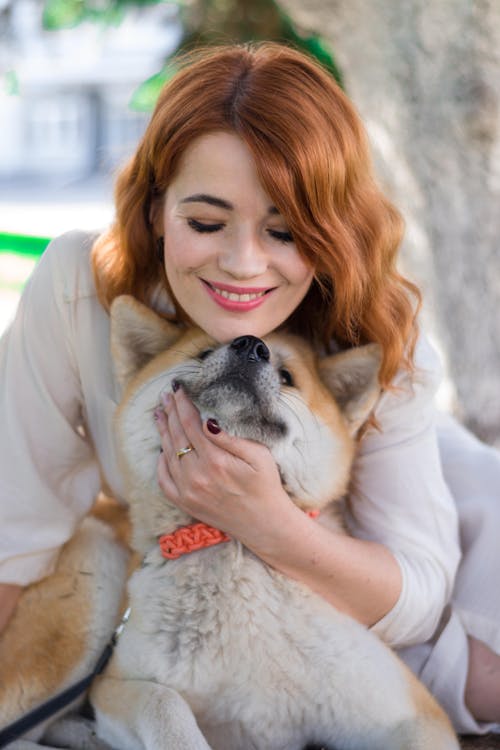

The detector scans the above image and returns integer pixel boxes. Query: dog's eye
[279,368,294,387]
[198,349,214,361]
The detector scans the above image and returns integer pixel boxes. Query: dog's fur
[0,499,130,744]
[0,295,458,749]
[87,296,458,750]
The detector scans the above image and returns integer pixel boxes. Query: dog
[0,496,130,746]
[87,295,459,750]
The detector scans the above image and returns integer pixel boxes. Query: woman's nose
[218,234,268,278]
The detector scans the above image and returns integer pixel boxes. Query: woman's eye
[187,218,225,234]
[268,228,293,243]
[198,349,214,361]
[279,368,294,387]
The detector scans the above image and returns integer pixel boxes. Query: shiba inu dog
[0,498,130,746]
[87,295,459,750]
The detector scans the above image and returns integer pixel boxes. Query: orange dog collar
[159,522,230,559]
[158,510,320,560]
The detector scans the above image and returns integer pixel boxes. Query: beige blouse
[0,230,461,648]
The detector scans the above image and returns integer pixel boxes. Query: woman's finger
[159,397,208,500]
[157,449,180,501]
[155,404,174,453]
[159,392,196,462]
[167,386,208,457]
[202,417,271,469]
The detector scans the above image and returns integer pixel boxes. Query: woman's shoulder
[396,332,443,395]
[36,229,100,302]
[364,332,443,447]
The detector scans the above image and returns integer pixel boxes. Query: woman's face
[158,131,314,343]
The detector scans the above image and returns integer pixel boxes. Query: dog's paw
[42,714,115,750]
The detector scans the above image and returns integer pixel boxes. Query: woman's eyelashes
[187,218,293,243]
[267,228,293,243]
[187,218,224,233]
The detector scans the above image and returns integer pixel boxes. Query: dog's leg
[41,714,114,749]
[0,515,129,739]
[92,677,213,750]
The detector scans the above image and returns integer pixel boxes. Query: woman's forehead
[164,131,282,215]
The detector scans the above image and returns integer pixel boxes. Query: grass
[0,231,51,257]
[0,233,51,331]
[0,232,50,291]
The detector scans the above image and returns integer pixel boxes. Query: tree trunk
[278,0,500,444]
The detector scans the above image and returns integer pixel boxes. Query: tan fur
[409,665,455,726]
[91,493,131,547]
[90,297,459,750]
[0,508,130,739]
[1,297,458,750]
[0,530,92,716]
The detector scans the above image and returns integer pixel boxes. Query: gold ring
[176,445,194,459]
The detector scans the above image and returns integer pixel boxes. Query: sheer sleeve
[347,335,461,647]
[0,233,101,585]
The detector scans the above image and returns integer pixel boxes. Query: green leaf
[129,64,178,111]
[42,0,147,29]
[42,0,86,30]
[85,5,126,26]
[301,35,343,87]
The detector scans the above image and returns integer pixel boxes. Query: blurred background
[1,0,499,445]
[0,0,338,326]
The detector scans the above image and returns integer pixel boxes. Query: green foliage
[129,64,178,111]
[279,11,343,86]
[43,0,85,29]
[41,0,342,109]
[42,0,164,30]
[176,0,341,84]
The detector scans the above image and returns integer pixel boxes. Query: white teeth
[214,287,266,302]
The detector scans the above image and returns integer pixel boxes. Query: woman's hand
[154,385,402,626]
[155,385,295,552]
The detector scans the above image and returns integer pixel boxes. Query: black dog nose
[230,336,270,363]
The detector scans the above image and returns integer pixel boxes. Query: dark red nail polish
[172,379,180,392]
[206,418,221,434]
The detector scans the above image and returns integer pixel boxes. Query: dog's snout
[230,336,270,363]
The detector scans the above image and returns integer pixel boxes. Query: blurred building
[0,0,182,180]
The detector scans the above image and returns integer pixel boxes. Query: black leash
[0,607,131,748]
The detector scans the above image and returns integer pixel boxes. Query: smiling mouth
[202,280,276,303]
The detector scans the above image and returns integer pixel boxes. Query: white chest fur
[110,542,420,750]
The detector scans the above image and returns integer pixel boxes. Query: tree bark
[278,0,500,444]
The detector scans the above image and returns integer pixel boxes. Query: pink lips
[201,279,275,312]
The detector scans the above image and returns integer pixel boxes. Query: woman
[1,42,499,735]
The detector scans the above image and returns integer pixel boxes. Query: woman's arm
[249,505,402,626]
[0,583,22,635]
[0,232,101,587]
[156,334,460,645]
[156,390,402,628]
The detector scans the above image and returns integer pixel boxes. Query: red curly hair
[92,42,420,386]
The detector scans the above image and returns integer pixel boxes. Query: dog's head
[110,296,381,549]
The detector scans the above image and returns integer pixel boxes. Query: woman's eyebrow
[180,193,280,216]
[180,194,233,210]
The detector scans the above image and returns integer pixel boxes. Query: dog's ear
[110,295,182,387]
[319,343,382,435]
